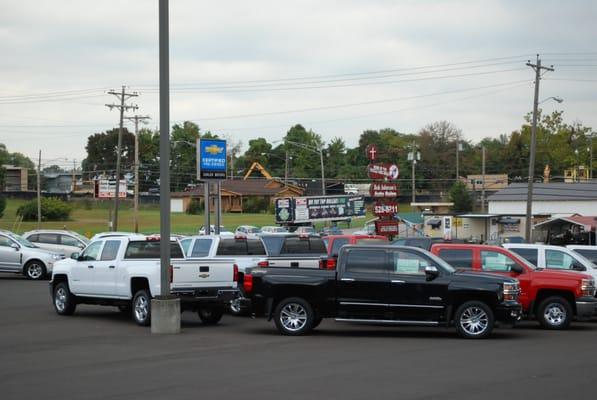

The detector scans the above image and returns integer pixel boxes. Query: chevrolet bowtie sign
[197,138,227,180]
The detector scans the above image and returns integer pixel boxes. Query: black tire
[454,301,495,339]
[273,297,315,336]
[53,281,76,315]
[132,290,151,326]
[537,296,572,330]
[198,308,223,325]
[24,260,47,280]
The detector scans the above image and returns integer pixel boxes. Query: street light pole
[283,139,326,195]
[319,148,325,195]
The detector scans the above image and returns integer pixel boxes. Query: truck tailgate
[171,259,237,289]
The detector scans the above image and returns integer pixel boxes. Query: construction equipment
[243,162,273,180]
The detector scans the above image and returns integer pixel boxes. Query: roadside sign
[97,179,127,198]
[197,138,227,180]
[374,201,400,217]
[370,182,399,198]
[367,163,399,180]
[366,144,378,161]
[375,220,400,236]
[275,195,366,224]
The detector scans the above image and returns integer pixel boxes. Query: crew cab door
[387,248,448,322]
[70,240,104,295]
[92,240,121,296]
[478,249,531,306]
[337,248,390,319]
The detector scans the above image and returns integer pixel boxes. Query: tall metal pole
[456,142,459,180]
[320,148,325,195]
[37,150,41,228]
[411,141,416,204]
[158,0,171,297]
[215,181,221,234]
[284,150,288,184]
[590,133,594,180]
[204,182,210,233]
[134,118,140,233]
[525,55,554,243]
[112,86,126,231]
[481,146,486,213]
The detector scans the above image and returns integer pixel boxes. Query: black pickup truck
[242,245,522,339]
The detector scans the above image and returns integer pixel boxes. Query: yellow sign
[205,144,224,155]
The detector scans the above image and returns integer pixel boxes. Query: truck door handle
[108,265,115,269]
[291,262,299,268]
[341,278,355,282]
[391,280,405,284]
[87,265,94,269]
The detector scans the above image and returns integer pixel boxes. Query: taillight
[257,260,269,268]
[233,264,239,282]
[168,265,173,283]
[243,274,253,293]
[326,258,337,270]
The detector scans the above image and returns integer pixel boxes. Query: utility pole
[284,150,288,184]
[456,142,460,180]
[319,148,325,195]
[125,115,151,233]
[481,146,486,213]
[37,150,41,228]
[71,159,76,193]
[106,86,138,231]
[408,141,419,204]
[525,55,554,243]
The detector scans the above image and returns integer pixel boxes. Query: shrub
[16,197,73,221]
[186,198,204,215]
[0,195,5,218]
[243,197,270,213]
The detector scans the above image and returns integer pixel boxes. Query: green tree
[82,128,135,174]
[284,124,324,179]
[449,181,473,212]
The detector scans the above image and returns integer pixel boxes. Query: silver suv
[0,230,64,280]
[22,229,89,258]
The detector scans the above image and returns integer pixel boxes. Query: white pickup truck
[180,234,268,314]
[50,235,238,326]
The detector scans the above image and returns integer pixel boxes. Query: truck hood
[531,268,592,281]
[452,270,517,285]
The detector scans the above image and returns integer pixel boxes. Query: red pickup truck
[322,234,388,269]
[430,244,597,330]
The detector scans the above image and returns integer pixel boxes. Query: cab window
[345,249,387,274]
[100,240,120,261]
[38,233,59,244]
[124,242,184,259]
[180,238,192,255]
[330,238,349,257]
[545,250,575,270]
[509,248,538,266]
[217,239,247,256]
[391,250,431,275]
[61,235,82,247]
[190,239,212,257]
[0,235,14,247]
[438,249,473,270]
[81,241,103,261]
[480,250,518,272]
[574,249,597,264]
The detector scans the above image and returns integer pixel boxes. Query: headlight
[580,278,596,297]
[503,281,520,302]
[52,254,63,260]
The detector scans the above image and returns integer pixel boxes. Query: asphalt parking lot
[1,275,596,400]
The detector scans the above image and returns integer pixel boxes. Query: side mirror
[424,265,440,281]
[510,264,524,274]
[70,252,80,260]
[10,243,20,251]
[572,263,586,272]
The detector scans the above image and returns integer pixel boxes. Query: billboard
[197,138,227,180]
[275,195,366,224]
[97,180,127,198]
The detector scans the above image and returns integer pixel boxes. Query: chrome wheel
[134,295,149,323]
[54,287,67,312]
[27,263,43,279]
[459,306,489,336]
[544,303,566,326]
[230,297,242,314]
[280,303,308,332]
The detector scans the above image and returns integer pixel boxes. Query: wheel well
[449,292,497,321]
[51,274,68,290]
[534,290,575,314]
[130,277,149,297]
[24,258,46,269]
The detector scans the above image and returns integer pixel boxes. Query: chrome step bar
[335,318,439,326]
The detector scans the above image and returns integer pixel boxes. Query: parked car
[235,225,261,236]
[51,235,238,326]
[22,229,89,257]
[260,226,288,234]
[0,230,64,280]
[242,244,522,339]
[322,234,388,269]
[431,243,597,330]
[180,234,269,315]
[392,237,464,251]
[567,245,597,264]
[199,225,233,236]
[260,234,327,269]
[504,243,597,280]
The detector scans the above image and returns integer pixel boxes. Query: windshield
[570,251,597,269]
[72,232,90,244]
[8,233,37,248]
[426,251,455,273]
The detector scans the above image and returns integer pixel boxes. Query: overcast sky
[1,0,596,168]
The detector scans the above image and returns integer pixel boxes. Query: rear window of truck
[124,241,184,259]
[216,239,266,256]
[281,237,327,255]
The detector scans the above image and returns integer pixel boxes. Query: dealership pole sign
[197,138,227,180]
[365,146,400,237]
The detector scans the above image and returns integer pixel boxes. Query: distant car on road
[199,225,234,236]
[295,226,316,235]
[22,229,89,258]
[235,225,261,236]
[260,226,288,234]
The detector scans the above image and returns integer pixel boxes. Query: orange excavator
[243,161,273,180]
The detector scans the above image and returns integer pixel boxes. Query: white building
[488,182,597,217]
